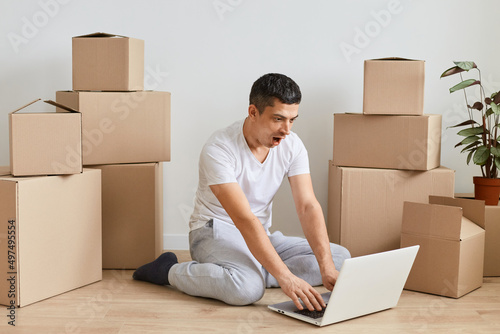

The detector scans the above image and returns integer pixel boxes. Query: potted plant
[441,61,500,205]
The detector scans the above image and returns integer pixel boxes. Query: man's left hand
[321,268,340,291]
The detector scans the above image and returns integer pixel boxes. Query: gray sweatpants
[168,219,351,306]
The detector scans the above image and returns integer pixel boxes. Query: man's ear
[248,104,259,120]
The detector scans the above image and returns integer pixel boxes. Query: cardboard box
[333,113,441,171]
[56,90,171,165]
[0,169,102,307]
[9,99,82,176]
[73,32,144,91]
[455,193,500,276]
[327,162,455,257]
[401,196,485,298]
[88,163,163,269]
[363,58,425,115]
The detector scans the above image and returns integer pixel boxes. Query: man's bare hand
[321,268,340,291]
[278,274,326,311]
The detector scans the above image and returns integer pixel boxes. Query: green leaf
[457,127,484,136]
[495,157,500,170]
[440,66,464,78]
[473,146,490,165]
[491,146,500,157]
[467,150,474,164]
[450,79,480,93]
[454,61,476,71]
[461,136,480,145]
[461,141,480,153]
[447,119,478,128]
[486,108,494,117]
[491,102,500,115]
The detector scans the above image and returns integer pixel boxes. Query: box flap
[10,99,41,114]
[10,99,78,114]
[43,100,79,113]
[73,32,128,39]
[402,201,463,240]
[429,196,485,229]
[460,216,485,239]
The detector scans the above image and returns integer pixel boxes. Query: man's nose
[282,121,292,135]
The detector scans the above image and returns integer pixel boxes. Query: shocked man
[133,73,350,311]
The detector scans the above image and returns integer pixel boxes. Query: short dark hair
[249,73,301,114]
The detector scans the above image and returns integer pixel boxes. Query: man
[133,73,350,311]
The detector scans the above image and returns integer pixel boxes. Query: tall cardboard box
[333,113,441,170]
[401,196,485,298]
[56,90,170,165]
[363,58,425,115]
[483,206,500,276]
[0,169,102,307]
[327,162,455,257]
[72,33,144,91]
[88,163,163,269]
[9,99,82,176]
[455,193,500,276]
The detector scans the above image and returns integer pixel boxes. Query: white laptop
[268,245,419,326]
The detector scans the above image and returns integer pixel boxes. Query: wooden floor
[2,251,499,334]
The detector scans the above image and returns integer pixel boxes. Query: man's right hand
[277,273,326,311]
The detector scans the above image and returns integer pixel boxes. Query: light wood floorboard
[1,250,499,333]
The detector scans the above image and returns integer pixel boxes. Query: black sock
[133,252,178,285]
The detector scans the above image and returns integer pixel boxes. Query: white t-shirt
[189,119,310,232]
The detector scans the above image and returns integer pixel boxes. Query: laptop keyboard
[293,304,327,319]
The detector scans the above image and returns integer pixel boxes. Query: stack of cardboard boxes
[327,58,486,298]
[56,33,170,270]
[328,58,455,258]
[2,98,102,307]
[0,33,170,307]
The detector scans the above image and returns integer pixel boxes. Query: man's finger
[291,293,304,310]
[310,288,326,309]
[298,290,320,311]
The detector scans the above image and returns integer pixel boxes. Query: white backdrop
[1,0,498,249]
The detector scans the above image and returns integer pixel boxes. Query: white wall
[1,0,499,249]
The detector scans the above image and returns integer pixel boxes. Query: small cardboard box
[56,90,170,165]
[327,162,455,257]
[401,196,485,298]
[72,32,144,91]
[9,99,82,176]
[363,58,425,115]
[88,163,163,269]
[0,169,102,307]
[333,113,441,171]
[455,193,500,277]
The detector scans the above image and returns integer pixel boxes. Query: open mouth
[272,137,283,145]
